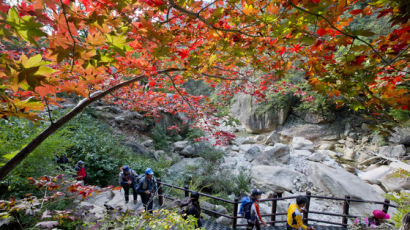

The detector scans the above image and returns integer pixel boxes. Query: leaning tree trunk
[0,69,181,180]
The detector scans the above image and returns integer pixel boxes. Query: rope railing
[156,179,398,229]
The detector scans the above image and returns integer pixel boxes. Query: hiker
[240,189,267,230]
[367,210,390,227]
[119,165,139,204]
[136,168,157,213]
[180,191,202,227]
[287,196,315,230]
[75,160,86,183]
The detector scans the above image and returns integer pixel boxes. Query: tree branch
[60,0,77,73]
[288,1,391,65]
[0,68,185,180]
[168,0,259,38]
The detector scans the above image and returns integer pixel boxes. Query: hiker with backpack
[119,165,139,204]
[287,196,315,230]
[240,189,267,230]
[180,191,202,228]
[136,168,157,213]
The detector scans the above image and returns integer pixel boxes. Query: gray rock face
[245,146,261,161]
[315,150,342,158]
[307,152,328,162]
[124,142,150,156]
[173,141,189,151]
[254,143,290,165]
[279,124,341,141]
[380,171,410,192]
[168,158,204,177]
[293,110,335,124]
[230,93,291,133]
[264,131,280,145]
[389,126,410,146]
[378,145,407,159]
[181,145,197,157]
[291,137,314,150]
[252,165,303,192]
[309,163,383,201]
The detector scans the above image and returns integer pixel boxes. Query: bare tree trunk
[0,69,182,180]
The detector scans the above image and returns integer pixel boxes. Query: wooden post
[184,184,189,197]
[233,197,238,230]
[382,199,390,214]
[342,195,350,228]
[157,178,163,206]
[303,191,311,225]
[271,193,278,226]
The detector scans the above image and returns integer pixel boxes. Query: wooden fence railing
[156,179,398,229]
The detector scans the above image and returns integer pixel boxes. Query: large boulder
[309,163,383,201]
[291,137,314,150]
[358,166,393,184]
[380,173,410,192]
[173,141,189,151]
[245,146,261,161]
[389,126,410,146]
[252,166,303,192]
[230,93,291,133]
[123,142,150,156]
[168,158,204,178]
[279,123,341,141]
[378,145,407,159]
[254,143,290,165]
[264,131,280,145]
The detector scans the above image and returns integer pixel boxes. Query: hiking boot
[133,200,137,205]
[125,199,129,204]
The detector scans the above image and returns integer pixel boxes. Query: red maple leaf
[177,49,189,59]
[350,9,363,15]
[311,0,320,4]
[317,28,328,37]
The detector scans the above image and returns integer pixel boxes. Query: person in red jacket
[75,161,86,183]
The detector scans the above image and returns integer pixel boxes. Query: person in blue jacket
[119,165,138,204]
[136,168,157,212]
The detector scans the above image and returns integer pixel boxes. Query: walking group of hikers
[64,159,392,229]
[119,166,157,212]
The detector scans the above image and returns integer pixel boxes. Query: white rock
[358,166,392,184]
[173,141,189,151]
[380,172,410,192]
[141,139,154,147]
[254,143,290,165]
[315,150,342,157]
[309,163,383,201]
[307,152,328,162]
[292,150,312,156]
[252,165,303,192]
[378,145,407,159]
[291,137,314,150]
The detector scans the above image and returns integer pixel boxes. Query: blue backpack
[239,196,254,220]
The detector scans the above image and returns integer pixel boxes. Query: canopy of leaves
[0,0,408,135]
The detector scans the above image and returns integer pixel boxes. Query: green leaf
[2,150,19,160]
[6,7,19,25]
